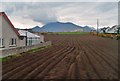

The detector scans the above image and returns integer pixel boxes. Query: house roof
[0,12,20,36]
[101,25,118,34]
[107,26,118,33]
[18,30,40,38]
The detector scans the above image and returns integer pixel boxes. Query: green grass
[54,32,88,35]
[0,53,22,62]
[0,45,51,62]
[27,46,49,53]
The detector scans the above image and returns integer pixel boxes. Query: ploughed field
[2,34,118,80]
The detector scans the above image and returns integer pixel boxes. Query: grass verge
[0,45,51,62]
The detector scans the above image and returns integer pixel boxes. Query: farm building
[0,12,44,49]
[18,30,44,46]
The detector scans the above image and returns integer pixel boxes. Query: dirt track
[2,34,118,80]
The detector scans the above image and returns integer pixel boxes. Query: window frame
[9,38,17,47]
[0,38,4,48]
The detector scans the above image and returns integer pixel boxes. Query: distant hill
[16,28,32,32]
[82,26,95,32]
[32,26,41,32]
[31,22,95,32]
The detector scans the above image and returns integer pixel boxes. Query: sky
[0,1,119,29]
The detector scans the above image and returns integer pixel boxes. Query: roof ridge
[1,12,20,37]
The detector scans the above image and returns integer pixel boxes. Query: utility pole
[26,31,28,46]
[97,19,99,35]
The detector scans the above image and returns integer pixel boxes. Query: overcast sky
[0,1,119,29]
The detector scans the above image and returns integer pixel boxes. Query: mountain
[32,26,41,32]
[82,26,95,32]
[31,22,95,32]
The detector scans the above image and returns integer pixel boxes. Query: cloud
[2,2,59,24]
[1,0,120,2]
[9,15,43,29]
[56,2,118,27]
[1,2,118,29]
[28,8,58,24]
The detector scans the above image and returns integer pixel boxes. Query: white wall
[40,35,44,42]
[0,15,2,38]
[0,13,2,81]
[0,15,19,49]
[19,37,26,47]
[1,41,52,58]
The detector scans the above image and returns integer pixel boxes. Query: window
[9,38,17,46]
[0,38,4,48]
[28,38,32,45]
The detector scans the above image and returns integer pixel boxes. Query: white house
[99,25,120,34]
[0,12,44,49]
[107,25,118,34]
[0,12,20,49]
[99,27,110,34]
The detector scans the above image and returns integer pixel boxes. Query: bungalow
[0,12,20,49]
[0,12,44,49]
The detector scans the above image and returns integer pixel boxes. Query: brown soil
[2,34,118,80]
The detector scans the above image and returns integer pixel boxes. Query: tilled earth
[2,34,118,80]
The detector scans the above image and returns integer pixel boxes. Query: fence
[0,41,51,58]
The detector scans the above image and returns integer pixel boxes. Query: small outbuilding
[18,30,44,46]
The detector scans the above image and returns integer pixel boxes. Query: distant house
[99,27,110,34]
[107,25,118,34]
[0,12,44,49]
[99,25,120,34]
